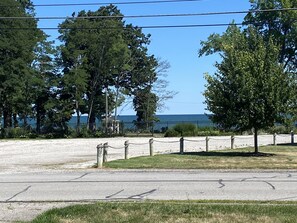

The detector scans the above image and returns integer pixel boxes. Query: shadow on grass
[276,143,297,147]
[174,151,276,157]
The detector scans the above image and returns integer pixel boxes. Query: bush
[267,125,291,134]
[173,123,196,134]
[164,128,180,137]
[2,127,31,138]
[164,123,197,137]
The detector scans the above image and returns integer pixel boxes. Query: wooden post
[124,140,129,160]
[103,142,108,163]
[273,133,277,146]
[149,138,154,156]
[96,144,103,168]
[206,136,209,152]
[180,137,184,154]
[231,135,235,149]
[291,131,294,145]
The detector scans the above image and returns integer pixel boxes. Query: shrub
[164,128,180,137]
[173,123,197,136]
[2,127,30,138]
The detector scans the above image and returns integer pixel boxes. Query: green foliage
[164,128,180,137]
[0,0,45,128]
[58,5,159,132]
[133,88,158,130]
[173,123,197,136]
[1,127,30,139]
[244,0,297,123]
[200,25,292,152]
[244,0,297,71]
[164,123,227,137]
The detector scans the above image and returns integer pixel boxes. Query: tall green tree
[244,0,297,124]
[59,5,131,131]
[0,0,45,128]
[59,5,160,132]
[133,87,158,130]
[244,0,297,71]
[199,25,291,153]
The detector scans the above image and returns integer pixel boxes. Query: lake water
[68,114,213,130]
[1,114,213,130]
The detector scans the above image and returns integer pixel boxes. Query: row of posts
[97,132,295,168]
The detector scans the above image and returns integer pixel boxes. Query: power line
[0,0,204,7]
[0,23,244,30]
[0,8,296,20]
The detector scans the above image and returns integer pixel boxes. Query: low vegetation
[28,201,297,223]
[105,145,297,169]
[164,123,233,137]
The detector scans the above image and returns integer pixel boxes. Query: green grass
[28,201,297,223]
[104,145,297,169]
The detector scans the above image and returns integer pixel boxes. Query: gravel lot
[0,134,293,174]
[0,134,294,222]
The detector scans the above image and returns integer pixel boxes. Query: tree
[199,25,291,153]
[0,0,45,128]
[244,0,297,71]
[244,0,297,124]
[59,5,162,132]
[133,87,158,130]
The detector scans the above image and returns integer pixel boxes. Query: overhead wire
[0,8,296,20]
[0,5,294,30]
[0,23,245,30]
[0,0,204,7]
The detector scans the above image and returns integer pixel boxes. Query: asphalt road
[1,170,297,202]
[1,169,297,222]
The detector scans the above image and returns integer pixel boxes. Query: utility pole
[105,87,108,134]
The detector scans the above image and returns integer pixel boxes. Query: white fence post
[231,135,235,149]
[103,142,108,163]
[149,138,154,156]
[180,137,184,154]
[124,140,129,159]
[273,133,277,146]
[96,144,103,168]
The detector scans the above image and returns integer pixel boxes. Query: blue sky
[32,0,252,115]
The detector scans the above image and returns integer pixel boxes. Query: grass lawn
[28,201,297,223]
[104,145,297,169]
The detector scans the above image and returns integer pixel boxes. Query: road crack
[218,179,225,188]
[69,173,90,181]
[6,186,31,202]
[263,181,275,190]
[106,189,125,199]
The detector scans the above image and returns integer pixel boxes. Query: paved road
[1,170,297,202]
[1,169,297,222]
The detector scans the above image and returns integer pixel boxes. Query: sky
[32,0,252,115]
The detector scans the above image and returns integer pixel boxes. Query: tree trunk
[13,113,18,128]
[36,110,41,134]
[254,128,259,154]
[87,96,94,131]
[88,111,96,132]
[76,101,80,135]
[3,109,12,128]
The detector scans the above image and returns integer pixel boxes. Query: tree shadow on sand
[174,151,276,157]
